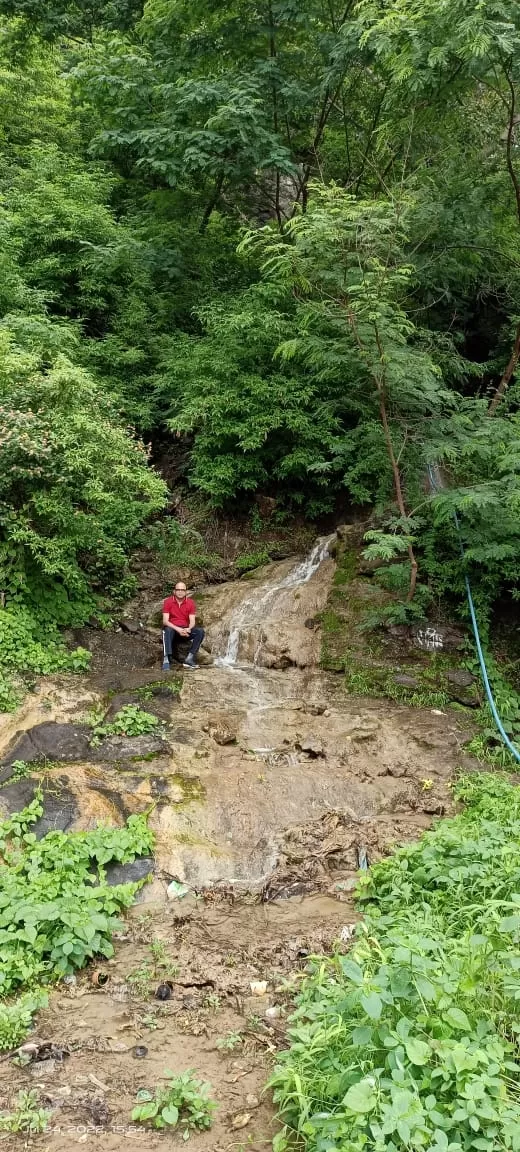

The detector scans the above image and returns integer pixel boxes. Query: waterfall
[215,535,334,668]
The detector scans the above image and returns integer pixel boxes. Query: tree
[0,0,143,40]
[244,185,451,597]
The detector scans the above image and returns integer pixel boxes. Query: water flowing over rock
[0,534,474,895]
[211,535,335,668]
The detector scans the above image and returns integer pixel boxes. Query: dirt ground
[0,895,352,1151]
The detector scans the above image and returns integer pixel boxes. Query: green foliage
[0,0,142,39]
[89,704,160,746]
[0,791,154,1003]
[463,656,520,767]
[5,759,29,782]
[271,773,520,1151]
[235,548,271,573]
[131,1070,216,1135]
[0,990,48,1053]
[216,1030,244,1053]
[0,1089,50,1134]
[0,0,520,629]
[141,520,218,575]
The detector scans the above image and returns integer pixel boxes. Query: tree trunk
[488,321,520,415]
[378,390,418,600]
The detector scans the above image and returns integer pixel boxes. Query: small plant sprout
[216,1030,244,1053]
[0,1091,51,1134]
[131,1070,216,1135]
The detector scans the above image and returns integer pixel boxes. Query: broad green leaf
[361,991,383,1020]
[340,958,364,984]
[161,1105,179,1126]
[444,1006,471,1031]
[343,1079,377,1113]
[405,1037,431,1065]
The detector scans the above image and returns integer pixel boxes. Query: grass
[270,772,520,1152]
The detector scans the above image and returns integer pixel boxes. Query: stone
[204,711,239,745]
[31,1060,57,1077]
[0,778,78,837]
[446,668,475,688]
[393,674,420,689]
[413,624,465,653]
[1,722,91,768]
[304,702,326,715]
[207,723,236,745]
[120,619,141,634]
[386,761,407,778]
[104,857,154,887]
[421,796,446,815]
[296,736,325,758]
[447,687,480,708]
[91,734,171,761]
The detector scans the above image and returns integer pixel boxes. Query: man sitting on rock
[162,582,205,671]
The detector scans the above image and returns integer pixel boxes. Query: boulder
[446,668,475,688]
[1,722,91,769]
[120,619,142,634]
[203,712,238,745]
[91,734,171,761]
[296,736,325,758]
[104,857,154,887]
[393,674,420,689]
[412,624,465,653]
[0,777,78,837]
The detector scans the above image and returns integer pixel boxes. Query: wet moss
[172,831,225,855]
[137,680,181,700]
[333,546,357,586]
[170,772,206,804]
[130,751,164,763]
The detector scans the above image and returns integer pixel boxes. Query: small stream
[0,530,460,895]
[214,535,335,667]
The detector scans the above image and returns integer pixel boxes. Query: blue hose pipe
[427,464,520,765]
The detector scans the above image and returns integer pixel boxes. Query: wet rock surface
[0,543,477,894]
[0,776,78,836]
[1,721,92,768]
[1,722,171,769]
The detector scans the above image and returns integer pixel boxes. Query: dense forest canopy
[1,0,520,696]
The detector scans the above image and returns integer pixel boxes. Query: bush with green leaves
[0,790,154,1037]
[0,314,166,708]
[271,774,520,1152]
[0,990,48,1053]
[132,1070,216,1135]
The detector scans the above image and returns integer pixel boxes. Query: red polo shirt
[163,595,196,628]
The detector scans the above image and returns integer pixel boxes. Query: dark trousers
[162,625,205,661]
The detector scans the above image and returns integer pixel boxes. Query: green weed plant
[0,792,153,1049]
[89,704,160,746]
[132,1070,216,1135]
[271,774,520,1152]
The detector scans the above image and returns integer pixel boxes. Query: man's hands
[163,619,191,638]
